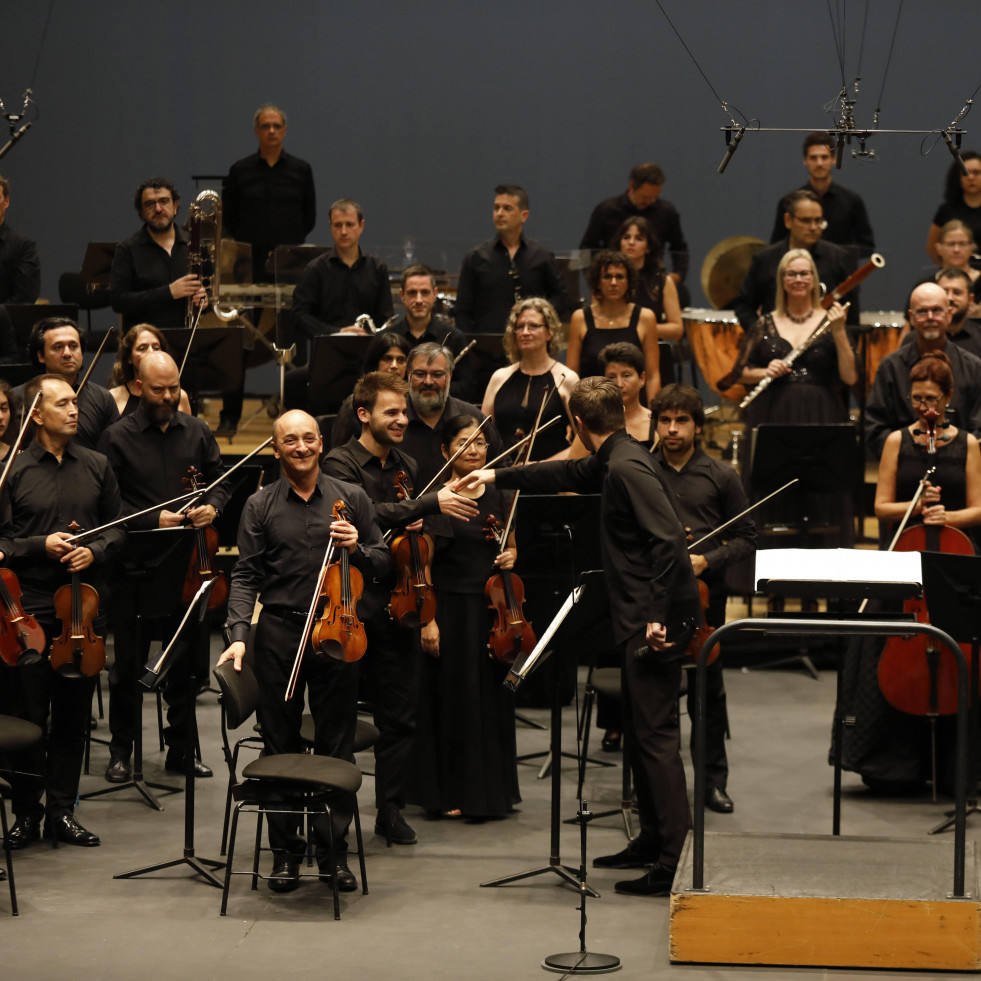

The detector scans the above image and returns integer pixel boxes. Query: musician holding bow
[0,375,124,849]
[217,410,388,894]
[322,371,479,846]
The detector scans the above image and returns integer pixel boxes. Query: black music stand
[115,577,224,887]
[485,571,620,976]
[80,528,195,809]
[921,552,981,834]
[307,335,371,415]
[160,327,243,400]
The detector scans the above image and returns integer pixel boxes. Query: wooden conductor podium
[669,549,981,973]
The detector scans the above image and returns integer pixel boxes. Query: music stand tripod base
[542,952,621,974]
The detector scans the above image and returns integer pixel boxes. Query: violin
[311,500,367,662]
[48,522,105,678]
[0,570,46,667]
[483,514,535,665]
[388,470,436,629]
[181,466,228,610]
[876,409,977,716]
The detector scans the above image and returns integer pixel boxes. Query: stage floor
[5,643,964,979]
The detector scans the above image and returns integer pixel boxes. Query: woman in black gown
[481,297,577,461]
[838,351,981,790]
[412,414,521,818]
[615,217,683,340]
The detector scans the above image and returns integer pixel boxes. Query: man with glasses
[399,342,502,487]
[734,189,857,331]
[866,281,981,458]
[110,177,206,329]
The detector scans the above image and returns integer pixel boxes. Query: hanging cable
[854,0,870,94]
[826,0,846,90]
[873,0,904,128]
[29,0,55,90]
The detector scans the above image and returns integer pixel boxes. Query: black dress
[492,366,568,461]
[578,304,643,381]
[837,427,973,789]
[634,259,666,322]
[410,485,520,816]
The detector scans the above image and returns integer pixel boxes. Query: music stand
[115,578,225,887]
[484,571,620,976]
[160,327,243,400]
[81,528,195,809]
[307,335,371,415]
[920,552,981,834]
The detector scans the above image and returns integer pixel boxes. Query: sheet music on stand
[756,548,922,603]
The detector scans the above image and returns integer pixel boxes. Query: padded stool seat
[299,716,380,755]
[0,717,43,752]
[241,753,362,794]
[590,667,622,699]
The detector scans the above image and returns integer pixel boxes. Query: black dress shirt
[495,429,702,647]
[0,440,124,609]
[454,236,569,334]
[579,193,690,282]
[224,473,390,644]
[401,395,503,489]
[222,150,316,278]
[865,339,981,458]
[290,250,393,339]
[14,380,120,453]
[388,313,476,400]
[769,182,875,254]
[733,238,858,330]
[109,225,190,329]
[651,446,756,609]
[0,222,40,303]
[97,404,230,529]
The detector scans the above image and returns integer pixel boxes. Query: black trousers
[362,612,420,811]
[621,638,691,869]
[2,616,95,820]
[253,609,358,862]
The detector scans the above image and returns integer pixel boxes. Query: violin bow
[482,415,560,470]
[0,392,41,500]
[178,436,274,513]
[686,478,799,552]
[415,415,492,498]
[75,326,116,397]
[180,304,204,377]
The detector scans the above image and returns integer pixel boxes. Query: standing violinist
[217,410,389,894]
[0,374,124,849]
[650,384,757,814]
[322,372,479,846]
[97,352,230,783]
[839,351,981,792]
[461,377,703,897]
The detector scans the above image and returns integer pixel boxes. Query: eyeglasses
[409,369,448,382]
[451,439,487,451]
[515,322,546,333]
[911,306,947,319]
[910,394,943,406]
[142,197,172,211]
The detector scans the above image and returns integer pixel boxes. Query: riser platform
[670,831,981,972]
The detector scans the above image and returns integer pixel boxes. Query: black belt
[263,605,309,625]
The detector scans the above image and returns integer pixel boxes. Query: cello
[388,471,436,629]
[48,521,106,678]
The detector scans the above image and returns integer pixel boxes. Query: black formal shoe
[593,837,657,869]
[268,853,300,893]
[320,862,358,892]
[44,812,101,847]
[375,807,417,845]
[0,866,6,881]
[615,863,676,896]
[5,812,42,850]
[601,730,621,752]
[164,753,213,778]
[105,757,131,783]
[705,787,734,813]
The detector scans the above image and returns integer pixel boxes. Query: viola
[311,500,367,662]
[483,514,535,665]
[0,569,46,667]
[685,579,721,667]
[181,466,228,610]
[48,522,105,678]
[388,470,436,629]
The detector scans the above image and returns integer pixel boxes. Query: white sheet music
[755,548,922,587]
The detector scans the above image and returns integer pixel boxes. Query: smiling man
[769,133,875,258]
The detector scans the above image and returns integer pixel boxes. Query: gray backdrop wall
[2,1,977,313]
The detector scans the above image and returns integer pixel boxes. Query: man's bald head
[138,350,182,425]
[909,282,952,349]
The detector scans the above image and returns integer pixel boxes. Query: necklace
[786,309,815,325]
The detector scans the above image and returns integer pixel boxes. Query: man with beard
[0,374,124,849]
[19,317,119,449]
[866,282,981,458]
[110,177,207,329]
[322,372,478,845]
[936,267,981,361]
[218,410,389,894]
[399,342,501,487]
[98,352,230,782]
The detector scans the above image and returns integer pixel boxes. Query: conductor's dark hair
[649,383,706,429]
[28,317,81,368]
[568,377,625,434]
